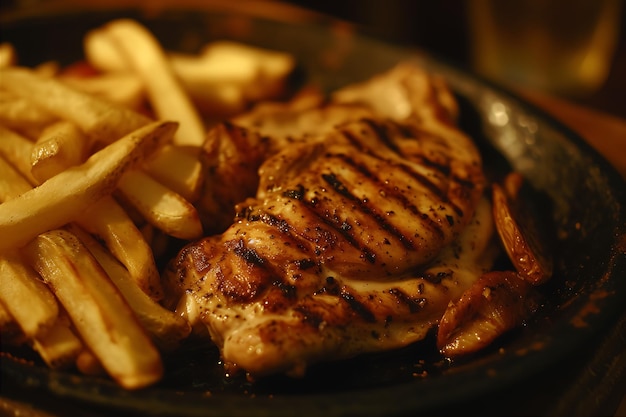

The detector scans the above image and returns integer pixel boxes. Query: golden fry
[31,121,90,182]
[32,315,83,369]
[83,28,128,72]
[76,196,163,300]
[70,224,191,350]
[0,67,150,146]
[0,250,59,339]
[0,42,17,68]
[0,90,58,139]
[0,301,24,345]
[0,301,14,330]
[24,229,163,389]
[0,126,37,184]
[61,72,145,110]
[102,19,205,147]
[0,154,33,201]
[117,169,203,240]
[143,145,204,202]
[0,120,178,251]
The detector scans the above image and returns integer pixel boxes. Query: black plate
[1,4,625,417]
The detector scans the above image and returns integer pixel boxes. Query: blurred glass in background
[285,0,626,119]
[468,0,623,97]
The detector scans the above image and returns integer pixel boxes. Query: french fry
[83,28,129,73]
[0,120,178,251]
[0,42,17,68]
[0,154,33,201]
[0,302,25,346]
[0,90,58,139]
[101,19,205,147]
[117,169,203,240]
[192,40,295,103]
[0,67,151,146]
[75,196,163,300]
[31,121,90,182]
[34,61,60,78]
[143,145,204,202]
[60,72,145,110]
[84,27,245,117]
[0,125,37,185]
[84,27,295,117]
[0,250,59,339]
[23,229,163,389]
[69,224,191,350]
[0,301,14,330]
[32,315,84,370]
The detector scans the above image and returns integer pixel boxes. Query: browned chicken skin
[164,63,498,377]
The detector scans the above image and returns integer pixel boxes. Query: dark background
[283,0,626,120]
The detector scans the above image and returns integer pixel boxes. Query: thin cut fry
[34,61,60,78]
[0,90,58,139]
[143,145,204,202]
[0,67,151,146]
[70,224,191,350]
[31,121,90,182]
[83,28,129,72]
[117,169,203,240]
[0,154,33,201]
[32,316,83,369]
[0,42,17,68]
[0,250,59,339]
[102,19,205,147]
[84,28,295,117]
[0,126,37,184]
[0,302,24,345]
[24,229,163,389]
[61,72,145,110]
[0,120,178,251]
[0,301,14,330]
[76,196,163,300]
[195,40,295,103]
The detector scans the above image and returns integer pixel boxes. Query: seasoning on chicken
[164,63,494,377]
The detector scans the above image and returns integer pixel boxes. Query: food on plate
[163,63,497,377]
[84,26,295,118]
[0,120,177,251]
[90,19,206,147]
[75,196,164,300]
[436,270,537,357]
[67,225,191,351]
[492,172,553,285]
[0,250,59,339]
[23,229,163,389]
[30,121,90,183]
[0,18,554,388]
[0,67,150,146]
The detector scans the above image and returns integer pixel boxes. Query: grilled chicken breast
[164,63,494,377]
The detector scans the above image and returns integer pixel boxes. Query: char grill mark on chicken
[251,116,483,278]
[165,63,491,377]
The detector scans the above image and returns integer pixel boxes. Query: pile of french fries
[0,18,295,389]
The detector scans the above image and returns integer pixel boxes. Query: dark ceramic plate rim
[1,5,625,417]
